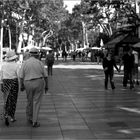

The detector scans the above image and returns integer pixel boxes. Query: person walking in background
[100,49,108,63]
[19,48,48,127]
[46,50,55,76]
[72,50,76,61]
[95,50,100,64]
[119,47,134,89]
[64,51,68,61]
[62,50,67,61]
[56,51,59,60]
[1,50,20,126]
[132,49,139,85]
[82,51,85,62]
[103,52,120,90]
[62,50,65,61]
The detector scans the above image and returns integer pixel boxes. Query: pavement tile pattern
[0,60,140,140]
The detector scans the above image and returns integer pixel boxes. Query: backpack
[46,54,54,64]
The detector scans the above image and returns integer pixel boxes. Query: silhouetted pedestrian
[56,51,59,60]
[119,47,134,89]
[103,52,120,90]
[46,50,55,75]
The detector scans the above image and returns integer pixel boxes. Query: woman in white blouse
[1,50,20,126]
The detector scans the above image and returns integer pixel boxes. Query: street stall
[103,34,140,63]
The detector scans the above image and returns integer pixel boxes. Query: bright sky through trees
[64,0,81,13]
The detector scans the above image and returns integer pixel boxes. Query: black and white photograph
[1,0,140,139]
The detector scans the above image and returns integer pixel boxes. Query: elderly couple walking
[0,48,48,127]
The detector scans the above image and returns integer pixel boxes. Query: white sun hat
[5,50,18,61]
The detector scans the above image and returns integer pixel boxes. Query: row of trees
[59,0,140,50]
[0,0,69,52]
[1,0,140,53]
[82,0,140,46]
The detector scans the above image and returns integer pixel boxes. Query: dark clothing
[103,58,119,73]
[47,65,53,75]
[123,69,133,88]
[104,71,115,89]
[122,53,134,88]
[46,53,55,75]
[73,52,76,61]
[122,53,134,72]
[103,57,119,89]
[2,78,19,118]
[62,51,67,61]
[56,52,59,60]
[46,53,55,65]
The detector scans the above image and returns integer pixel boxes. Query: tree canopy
[0,0,68,49]
[0,0,139,51]
[68,0,139,47]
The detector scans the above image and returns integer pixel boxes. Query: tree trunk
[8,27,11,50]
[0,26,3,62]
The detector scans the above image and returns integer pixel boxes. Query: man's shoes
[10,117,16,122]
[32,122,40,127]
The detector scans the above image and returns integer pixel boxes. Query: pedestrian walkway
[0,61,140,139]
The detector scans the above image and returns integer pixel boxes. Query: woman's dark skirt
[1,78,19,118]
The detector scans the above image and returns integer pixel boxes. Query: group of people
[102,46,139,90]
[0,47,48,127]
[0,45,139,128]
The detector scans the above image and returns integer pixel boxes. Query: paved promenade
[1,60,140,139]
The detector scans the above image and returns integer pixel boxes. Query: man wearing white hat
[19,47,48,127]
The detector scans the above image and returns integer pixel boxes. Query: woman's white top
[0,61,20,80]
